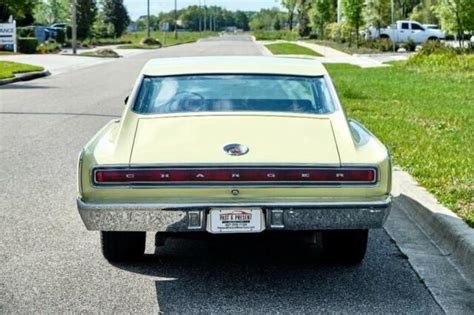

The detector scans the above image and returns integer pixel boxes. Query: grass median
[325,62,473,226]
[0,61,44,79]
[118,31,217,49]
[265,42,323,56]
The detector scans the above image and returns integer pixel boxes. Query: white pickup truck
[367,20,445,43]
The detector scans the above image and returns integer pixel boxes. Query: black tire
[427,36,439,41]
[322,229,368,264]
[101,231,146,262]
[379,34,390,40]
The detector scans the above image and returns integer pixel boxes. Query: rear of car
[77,57,391,263]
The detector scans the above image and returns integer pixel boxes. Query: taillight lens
[94,167,376,185]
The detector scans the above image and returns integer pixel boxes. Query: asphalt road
[0,35,443,313]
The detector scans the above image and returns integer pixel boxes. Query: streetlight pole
[146,0,150,38]
[174,0,178,39]
[71,0,77,54]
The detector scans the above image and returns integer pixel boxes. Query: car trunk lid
[129,115,340,166]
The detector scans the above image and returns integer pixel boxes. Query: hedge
[18,37,38,54]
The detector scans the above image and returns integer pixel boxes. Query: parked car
[47,23,68,39]
[49,23,68,31]
[368,20,445,43]
[77,56,392,263]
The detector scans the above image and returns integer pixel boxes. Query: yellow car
[77,56,391,263]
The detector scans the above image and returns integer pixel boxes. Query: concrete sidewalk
[260,40,409,68]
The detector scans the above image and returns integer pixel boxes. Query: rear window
[133,75,335,114]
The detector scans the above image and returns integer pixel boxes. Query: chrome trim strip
[77,195,391,210]
[91,166,378,187]
[77,149,85,195]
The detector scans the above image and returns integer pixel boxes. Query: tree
[0,0,38,25]
[234,11,249,31]
[34,0,70,25]
[249,8,281,31]
[310,0,333,39]
[364,0,390,32]
[396,0,423,19]
[434,0,474,47]
[297,0,312,37]
[409,0,438,24]
[342,0,364,47]
[273,17,281,30]
[281,0,298,30]
[102,0,130,37]
[76,0,97,39]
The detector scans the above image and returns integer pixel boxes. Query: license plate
[208,208,264,233]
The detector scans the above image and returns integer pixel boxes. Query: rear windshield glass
[133,75,335,114]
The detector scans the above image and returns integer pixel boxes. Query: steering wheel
[171,91,206,112]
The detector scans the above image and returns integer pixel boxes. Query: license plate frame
[207,208,265,234]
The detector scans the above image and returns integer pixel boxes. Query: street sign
[0,21,17,52]
[161,22,170,32]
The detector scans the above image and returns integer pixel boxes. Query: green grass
[325,61,473,226]
[265,43,323,56]
[308,40,381,55]
[119,31,217,48]
[0,61,43,79]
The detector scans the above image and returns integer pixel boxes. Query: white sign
[161,22,170,32]
[0,21,16,52]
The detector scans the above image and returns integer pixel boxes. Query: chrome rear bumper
[77,197,391,232]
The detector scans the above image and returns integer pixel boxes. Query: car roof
[141,56,328,77]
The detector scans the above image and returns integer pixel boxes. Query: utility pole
[198,0,202,33]
[146,0,150,38]
[71,0,77,54]
[391,0,395,52]
[174,0,178,39]
[203,0,206,31]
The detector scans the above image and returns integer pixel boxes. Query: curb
[0,70,50,86]
[251,36,273,56]
[392,169,474,283]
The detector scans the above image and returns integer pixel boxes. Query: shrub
[96,48,120,57]
[140,37,162,46]
[18,37,38,54]
[324,23,351,42]
[66,26,72,39]
[17,26,35,37]
[401,39,416,52]
[417,41,452,56]
[252,30,299,41]
[55,29,66,44]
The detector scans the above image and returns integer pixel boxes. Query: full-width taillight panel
[93,167,377,185]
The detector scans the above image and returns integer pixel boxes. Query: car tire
[321,229,368,264]
[101,231,146,262]
[427,36,439,41]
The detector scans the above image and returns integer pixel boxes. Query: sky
[124,0,283,20]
